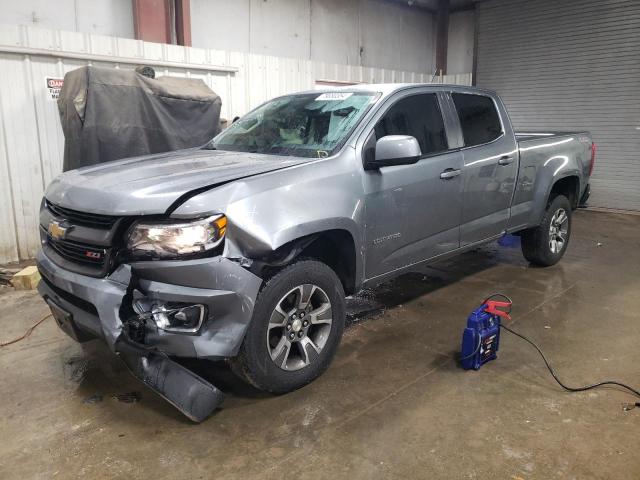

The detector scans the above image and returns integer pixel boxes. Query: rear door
[448,92,518,246]
[361,90,464,279]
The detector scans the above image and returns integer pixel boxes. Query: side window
[451,93,502,147]
[374,93,448,155]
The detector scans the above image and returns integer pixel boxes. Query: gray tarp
[58,66,221,171]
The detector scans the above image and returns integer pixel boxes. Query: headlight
[127,215,226,259]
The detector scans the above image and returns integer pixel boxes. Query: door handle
[498,155,515,166]
[440,168,462,180]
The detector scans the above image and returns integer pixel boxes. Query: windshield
[211,91,378,158]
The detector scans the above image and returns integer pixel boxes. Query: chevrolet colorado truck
[37,84,594,421]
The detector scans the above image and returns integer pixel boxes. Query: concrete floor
[1,210,639,479]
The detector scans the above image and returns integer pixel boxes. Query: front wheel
[231,260,345,394]
[521,194,572,266]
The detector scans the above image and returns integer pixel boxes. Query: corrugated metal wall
[476,0,640,212]
[0,24,472,264]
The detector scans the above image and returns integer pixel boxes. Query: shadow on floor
[180,242,519,399]
[74,241,523,410]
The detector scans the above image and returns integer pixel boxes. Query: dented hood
[45,148,309,215]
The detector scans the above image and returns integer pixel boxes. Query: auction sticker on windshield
[315,92,353,101]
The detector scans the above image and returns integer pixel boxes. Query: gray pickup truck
[37,84,594,421]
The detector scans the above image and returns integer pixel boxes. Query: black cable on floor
[479,292,640,399]
[500,322,640,398]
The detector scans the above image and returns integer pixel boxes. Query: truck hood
[45,148,310,215]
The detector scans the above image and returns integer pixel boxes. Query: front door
[362,92,464,280]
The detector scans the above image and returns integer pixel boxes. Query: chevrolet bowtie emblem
[48,220,70,240]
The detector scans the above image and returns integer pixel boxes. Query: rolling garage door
[475,0,640,211]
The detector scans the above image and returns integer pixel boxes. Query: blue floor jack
[459,294,640,407]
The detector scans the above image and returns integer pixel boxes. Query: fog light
[152,304,206,334]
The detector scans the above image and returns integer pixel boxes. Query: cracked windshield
[212,91,378,158]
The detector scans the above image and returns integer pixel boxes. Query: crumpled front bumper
[37,250,262,421]
[37,250,262,358]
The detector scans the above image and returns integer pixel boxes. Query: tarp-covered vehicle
[58,66,222,171]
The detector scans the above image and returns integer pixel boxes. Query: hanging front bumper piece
[115,337,224,422]
[36,250,262,422]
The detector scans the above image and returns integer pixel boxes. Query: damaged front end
[37,250,262,422]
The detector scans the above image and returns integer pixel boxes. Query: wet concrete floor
[0,210,638,479]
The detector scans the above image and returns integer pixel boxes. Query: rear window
[452,93,502,147]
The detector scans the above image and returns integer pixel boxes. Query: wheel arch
[251,228,360,296]
[549,175,580,209]
[528,173,581,228]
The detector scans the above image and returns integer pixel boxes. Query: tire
[521,194,572,266]
[231,259,345,394]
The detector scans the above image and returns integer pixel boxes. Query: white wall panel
[310,0,361,66]
[447,10,474,75]
[359,0,435,73]
[191,0,251,54]
[0,24,471,264]
[249,0,311,59]
[0,0,134,38]
[191,0,437,73]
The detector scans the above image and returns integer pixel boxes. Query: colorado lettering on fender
[373,233,402,245]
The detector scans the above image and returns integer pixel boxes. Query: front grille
[46,200,118,229]
[41,199,126,277]
[47,237,109,267]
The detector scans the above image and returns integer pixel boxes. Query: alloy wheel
[548,208,569,254]
[267,284,333,371]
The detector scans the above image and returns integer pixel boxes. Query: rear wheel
[521,194,572,266]
[231,260,345,394]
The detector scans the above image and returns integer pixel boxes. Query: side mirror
[364,135,422,170]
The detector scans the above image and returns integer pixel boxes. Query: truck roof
[299,83,497,98]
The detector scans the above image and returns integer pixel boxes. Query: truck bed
[515,131,589,142]
[508,130,593,232]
